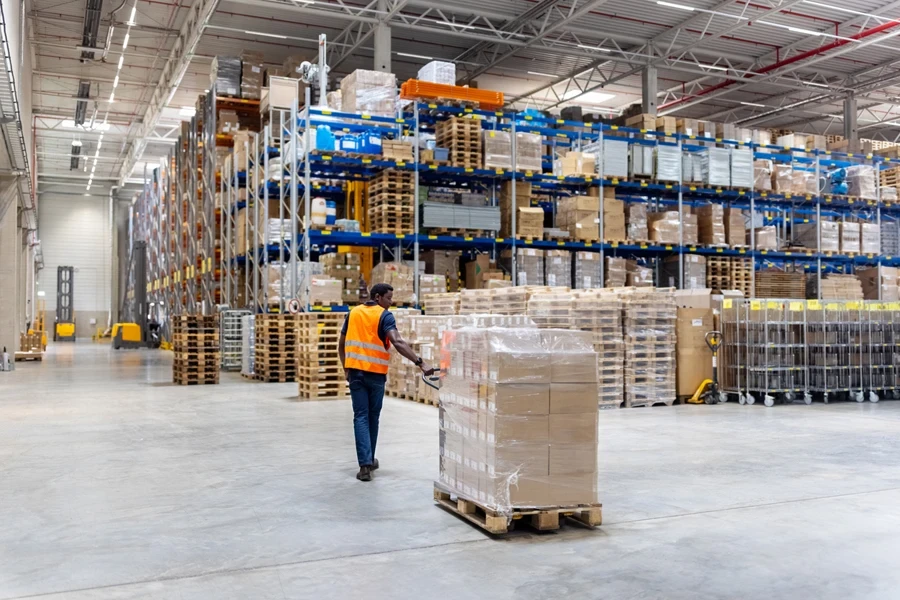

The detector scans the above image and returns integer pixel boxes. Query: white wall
[36,193,112,334]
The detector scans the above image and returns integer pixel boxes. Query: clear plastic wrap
[574,251,601,289]
[648,211,681,244]
[438,327,599,513]
[683,213,698,246]
[754,226,779,250]
[626,203,648,241]
[483,130,512,170]
[240,51,264,100]
[544,250,571,288]
[655,145,682,182]
[697,204,726,246]
[791,168,818,195]
[605,256,627,287]
[725,208,745,247]
[861,223,880,255]
[516,133,543,173]
[527,291,573,328]
[730,148,753,189]
[210,56,241,97]
[326,90,342,111]
[340,69,397,117]
[418,61,456,85]
[840,222,861,254]
[502,248,545,286]
[631,145,654,177]
[306,276,343,305]
[847,165,877,199]
[754,159,773,191]
[371,262,415,304]
[706,148,731,187]
[795,222,838,252]
[602,139,629,178]
[682,151,702,183]
[773,163,793,193]
[560,151,595,177]
[626,261,654,287]
[883,187,899,202]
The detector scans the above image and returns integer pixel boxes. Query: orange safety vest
[344,304,391,374]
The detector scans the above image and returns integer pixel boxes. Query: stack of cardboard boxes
[500,181,542,238]
[422,250,461,292]
[501,248,545,287]
[459,289,493,314]
[320,251,362,304]
[858,267,900,301]
[605,257,628,287]
[559,151,596,176]
[545,250,571,287]
[371,262,415,304]
[557,194,600,241]
[464,255,505,290]
[490,286,528,315]
[674,290,715,400]
[438,327,599,511]
[573,252,602,289]
[419,274,448,297]
[423,293,460,315]
[240,51,264,100]
[697,205,726,246]
[602,190,625,242]
[340,69,397,117]
[725,209,746,247]
[626,203,648,241]
[840,222,861,254]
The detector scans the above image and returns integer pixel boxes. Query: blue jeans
[349,369,386,467]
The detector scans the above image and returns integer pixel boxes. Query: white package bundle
[730,148,754,189]
[516,132,543,173]
[603,139,629,178]
[340,69,397,117]
[847,165,877,200]
[240,314,255,377]
[655,145,682,182]
[483,130,512,170]
[418,61,456,85]
[631,145,654,177]
[683,152,703,183]
[707,147,731,187]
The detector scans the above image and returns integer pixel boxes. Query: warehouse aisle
[3,345,900,599]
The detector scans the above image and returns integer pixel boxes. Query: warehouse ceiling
[26,0,900,195]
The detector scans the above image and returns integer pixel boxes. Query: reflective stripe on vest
[344,304,391,374]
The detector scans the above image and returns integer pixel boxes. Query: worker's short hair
[370,283,394,301]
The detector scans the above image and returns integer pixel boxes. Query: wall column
[642,66,658,115]
[373,0,391,73]
[843,96,859,152]
[0,179,20,365]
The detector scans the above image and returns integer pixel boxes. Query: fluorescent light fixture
[97,140,102,150]
[740,101,766,107]
[127,4,136,25]
[60,119,110,131]
[700,63,729,71]
[113,75,119,88]
[885,121,900,127]
[396,52,433,60]
[438,21,475,29]
[244,30,287,39]
[86,185,91,191]
[91,166,96,174]
[118,55,124,69]
[576,44,612,52]
[204,89,209,93]
[528,71,556,77]
[787,26,823,36]
[179,106,196,117]
[657,1,694,10]
[122,33,129,50]
[561,89,616,105]
[71,140,82,147]
[108,92,115,103]
[807,81,830,88]
[37,291,45,297]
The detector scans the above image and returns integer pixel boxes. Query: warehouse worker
[339,283,434,482]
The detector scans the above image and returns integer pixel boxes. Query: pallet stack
[730,258,753,297]
[621,289,676,408]
[435,117,482,168]
[755,271,806,299]
[297,313,348,399]
[385,308,422,400]
[809,274,864,300]
[172,315,220,385]
[254,314,299,382]
[571,290,624,408]
[706,257,730,293]
[422,292,459,315]
[368,169,414,234]
[526,290,573,328]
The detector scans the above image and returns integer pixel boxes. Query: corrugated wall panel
[37,193,111,315]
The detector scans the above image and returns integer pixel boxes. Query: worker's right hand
[344,369,350,382]
[420,363,435,377]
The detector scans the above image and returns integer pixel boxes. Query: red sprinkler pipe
[659,19,900,111]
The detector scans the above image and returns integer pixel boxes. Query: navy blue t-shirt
[341,302,397,349]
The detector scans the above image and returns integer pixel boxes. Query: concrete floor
[3,345,900,600]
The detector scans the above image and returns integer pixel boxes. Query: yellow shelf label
[641,181,649,188]
[396,161,406,167]
[585,242,592,247]
[640,244,648,249]
[465,237,474,242]
[322,155,332,160]
[526,171,534,177]
[690,186,697,191]
[716,248,723,253]
[611,125,619,130]
[750,300,762,311]
[665,245,673,250]
[611,178,619,185]
[790,302,804,312]
[847,301,861,310]
[665,184,673,190]
[611,241,619,248]
[429,164,437,170]
[767,301,781,309]
[785,251,792,256]
[557,241,564,246]
[525,239,533,245]
[321,110,332,115]
[428,235,437,240]
[495,237,504,243]
[761,250,768,255]
[361,232,372,237]
[361,114,371,120]
[761,192,768,198]
[361,158,372,164]
[723,299,733,309]
[808,300,821,310]
[395,233,405,239]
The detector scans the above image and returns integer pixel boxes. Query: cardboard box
[485,414,550,443]
[485,383,550,415]
[517,207,544,238]
[486,442,549,476]
[548,473,598,505]
[626,113,656,130]
[549,443,598,475]
[464,255,491,289]
[550,383,600,414]
[551,352,599,383]
[676,307,714,397]
[489,352,552,384]
[549,413,598,444]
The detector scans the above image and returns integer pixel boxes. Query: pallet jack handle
[421,368,442,390]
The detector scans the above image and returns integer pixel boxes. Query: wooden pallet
[433,484,601,535]
[14,351,42,361]
[298,380,348,398]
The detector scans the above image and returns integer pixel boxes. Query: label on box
[518,272,527,285]
[583,276,591,288]
[692,319,703,327]
[252,66,261,73]
[547,274,557,286]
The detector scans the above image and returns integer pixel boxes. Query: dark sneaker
[356,466,372,482]
[371,458,379,471]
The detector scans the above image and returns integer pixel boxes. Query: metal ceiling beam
[326,0,411,72]
[117,0,220,184]
[28,11,179,35]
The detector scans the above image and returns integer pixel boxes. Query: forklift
[113,241,161,350]
[54,266,76,341]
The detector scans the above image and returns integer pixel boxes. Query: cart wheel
[803,393,812,406]
[869,391,880,403]
[718,392,728,404]
[746,394,756,406]
[855,392,865,403]
[764,396,775,407]
[785,392,795,403]
[738,394,746,405]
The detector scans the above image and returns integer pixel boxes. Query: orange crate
[400,80,504,110]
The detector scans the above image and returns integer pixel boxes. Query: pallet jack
[688,331,725,405]
[113,241,161,350]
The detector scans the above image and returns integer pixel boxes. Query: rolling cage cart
[720,298,810,407]
[722,299,898,405]
[220,309,252,371]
